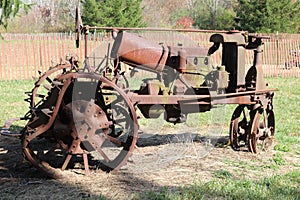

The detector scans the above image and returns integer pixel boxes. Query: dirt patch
[0,131,299,199]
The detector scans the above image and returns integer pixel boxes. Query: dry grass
[0,77,299,199]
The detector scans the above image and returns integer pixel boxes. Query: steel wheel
[22,72,138,178]
[22,72,73,178]
[248,108,275,153]
[229,105,252,150]
[71,73,138,172]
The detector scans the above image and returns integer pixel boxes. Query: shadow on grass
[1,131,299,200]
[0,135,110,199]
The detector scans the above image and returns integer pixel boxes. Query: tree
[0,0,30,28]
[193,0,236,30]
[172,0,236,30]
[82,0,146,27]
[234,0,300,33]
[36,0,77,32]
[142,0,186,27]
[1,0,80,33]
[175,16,194,29]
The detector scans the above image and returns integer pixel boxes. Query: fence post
[275,32,278,68]
[0,36,2,80]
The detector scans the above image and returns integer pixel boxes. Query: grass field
[137,77,300,200]
[0,77,299,199]
[0,80,34,126]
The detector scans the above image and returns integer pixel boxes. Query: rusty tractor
[0,10,276,178]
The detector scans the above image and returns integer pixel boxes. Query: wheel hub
[69,100,111,152]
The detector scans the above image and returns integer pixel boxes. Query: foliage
[41,0,78,32]
[81,0,146,27]
[32,0,79,32]
[161,0,300,33]
[0,0,77,33]
[54,0,77,32]
[175,16,194,29]
[215,8,236,30]
[234,0,300,33]
[0,0,30,28]
[194,0,236,30]
[1,0,300,33]
[171,0,236,30]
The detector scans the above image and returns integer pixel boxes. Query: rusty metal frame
[0,15,278,177]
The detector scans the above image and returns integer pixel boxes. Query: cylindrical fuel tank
[111,31,169,73]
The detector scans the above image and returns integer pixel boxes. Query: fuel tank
[111,31,169,73]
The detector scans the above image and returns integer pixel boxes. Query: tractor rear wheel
[22,72,138,178]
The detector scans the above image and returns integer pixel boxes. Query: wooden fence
[0,31,300,80]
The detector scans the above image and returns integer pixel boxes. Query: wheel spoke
[95,146,111,163]
[105,134,123,146]
[21,68,138,177]
[230,105,251,150]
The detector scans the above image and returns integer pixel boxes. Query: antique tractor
[1,12,276,178]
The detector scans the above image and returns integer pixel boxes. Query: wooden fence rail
[0,31,300,80]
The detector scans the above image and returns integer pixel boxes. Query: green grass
[0,77,299,199]
[0,80,34,128]
[134,77,300,199]
[0,77,298,139]
[266,77,300,150]
[136,171,300,200]
[0,77,299,143]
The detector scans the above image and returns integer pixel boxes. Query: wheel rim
[72,74,138,172]
[248,108,275,153]
[22,72,138,178]
[230,105,251,150]
[22,64,74,178]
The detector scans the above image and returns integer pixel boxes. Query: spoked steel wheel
[230,105,253,150]
[71,73,138,172]
[22,72,138,178]
[248,107,275,153]
[22,67,74,178]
